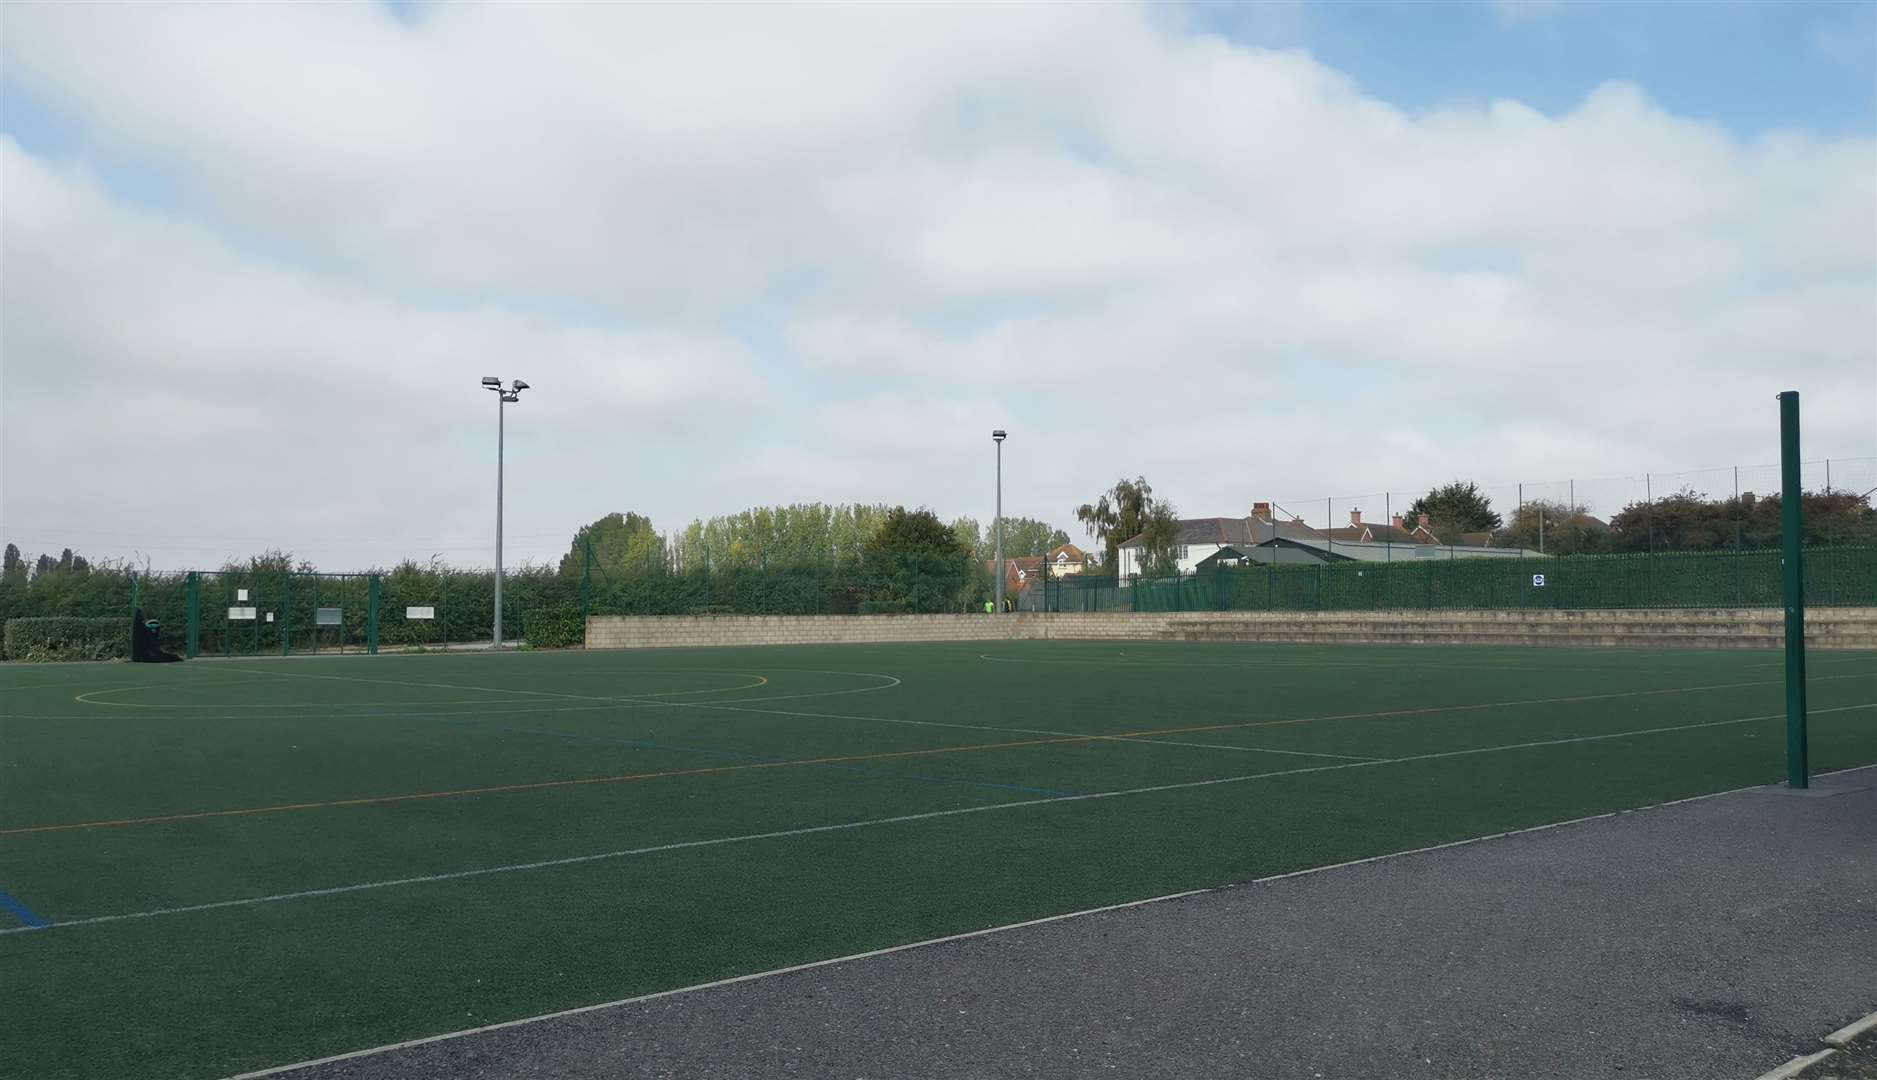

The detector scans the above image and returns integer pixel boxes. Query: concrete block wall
[584,613,1030,650]
[586,608,1877,651]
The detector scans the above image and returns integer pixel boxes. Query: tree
[862,507,970,613]
[1076,477,1160,569]
[1493,500,1612,555]
[561,513,664,579]
[1407,481,1502,535]
[2,544,23,584]
[1137,499,1184,577]
[673,503,893,570]
[949,516,983,560]
[995,517,1071,558]
[32,554,54,580]
[1608,489,1875,551]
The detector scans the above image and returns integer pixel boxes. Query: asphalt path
[259,767,1877,1080]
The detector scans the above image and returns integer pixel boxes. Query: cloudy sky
[2,1,1873,570]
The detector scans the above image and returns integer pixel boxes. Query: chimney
[1417,513,1430,528]
[1391,514,1405,529]
[1348,508,1362,526]
[1251,501,1271,520]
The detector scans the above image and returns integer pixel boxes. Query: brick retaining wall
[586,608,1877,651]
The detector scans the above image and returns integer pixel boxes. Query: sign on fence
[1532,574,1547,588]
[228,606,257,621]
[236,589,250,602]
[315,607,343,627]
[405,606,436,620]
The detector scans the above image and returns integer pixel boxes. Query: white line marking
[664,671,1877,757]
[1,671,905,724]
[1752,1049,1837,1080]
[1121,737,1380,761]
[1825,1007,1877,1047]
[14,703,1872,938]
[223,760,1877,1080]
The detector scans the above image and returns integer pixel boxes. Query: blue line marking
[0,887,49,929]
[435,717,1079,799]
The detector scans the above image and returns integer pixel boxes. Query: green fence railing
[1047,546,1877,614]
[6,545,1870,660]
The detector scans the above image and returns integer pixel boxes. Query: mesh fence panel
[1056,546,1875,614]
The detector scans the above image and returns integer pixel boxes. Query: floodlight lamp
[482,376,501,387]
[992,429,1006,442]
[512,380,530,391]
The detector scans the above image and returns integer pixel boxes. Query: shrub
[520,604,586,650]
[4,617,127,662]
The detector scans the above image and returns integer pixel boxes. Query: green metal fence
[6,544,1871,661]
[1047,546,1877,613]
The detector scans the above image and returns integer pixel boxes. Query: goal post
[1779,390,1808,789]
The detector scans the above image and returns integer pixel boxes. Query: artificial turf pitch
[2,640,1875,1079]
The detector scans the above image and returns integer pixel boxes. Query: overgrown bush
[3,617,127,661]
[520,603,586,650]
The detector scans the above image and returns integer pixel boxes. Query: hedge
[4,617,127,662]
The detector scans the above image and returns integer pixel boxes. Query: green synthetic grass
[2,641,1875,1080]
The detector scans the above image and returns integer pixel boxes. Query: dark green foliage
[1607,489,1877,551]
[1407,481,1503,534]
[520,603,587,649]
[864,508,971,614]
[2,616,125,661]
[1494,501,1612,555]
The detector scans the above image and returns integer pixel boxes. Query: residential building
[1119,503,1539,578]
[1114,503,1328,580]
[1046,543,1089,575]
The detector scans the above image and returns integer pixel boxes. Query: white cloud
[1,3,1871,568]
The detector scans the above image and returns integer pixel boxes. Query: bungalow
[1114,503,1328,580]
[1119,503,1539,578]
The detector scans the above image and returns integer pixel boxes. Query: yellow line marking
[0,733,1078,836]
[12,668,1870,837]
[72,669,769,708]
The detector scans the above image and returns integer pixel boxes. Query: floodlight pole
[993,429,1007,614]
[496,388,506,648]
[485,377,528,649]
[1779,390,1808,788]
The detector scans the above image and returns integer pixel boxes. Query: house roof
[1117,516,1325,549]
[1321,523,1433,545]
[1047,543,1087,562]
[987,555,1046,584]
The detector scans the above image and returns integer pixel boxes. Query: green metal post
[186,572,201,658]
[1779,391,1808,789]
[581,535,594,639]
[1734,523,1742,605]
[281,572,292,656]
[128,571,141,658]
[367,574,381,655]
